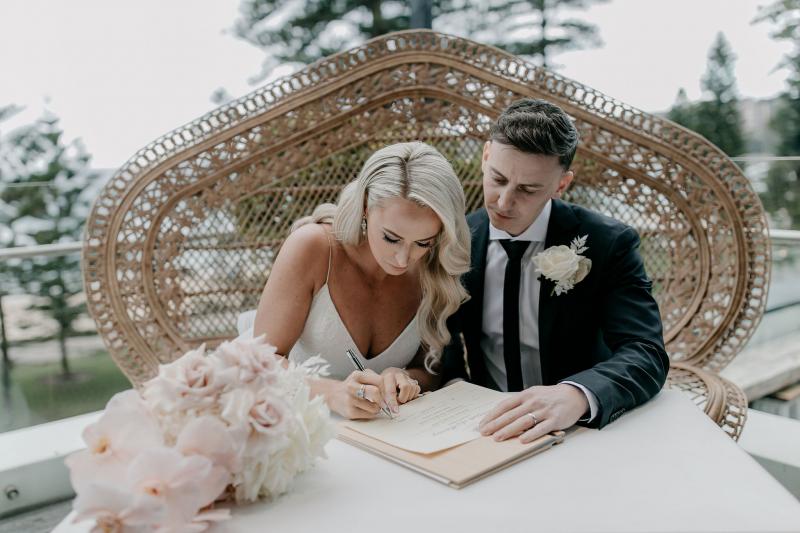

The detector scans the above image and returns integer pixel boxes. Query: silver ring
[356,385,366,399]
[526,412,538,427]
[409,378,419,387]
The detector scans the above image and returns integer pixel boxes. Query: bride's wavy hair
[292,142,470,371]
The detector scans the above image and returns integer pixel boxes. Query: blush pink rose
[212,336,281,385]
[144,346,227,412]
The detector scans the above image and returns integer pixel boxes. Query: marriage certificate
[342,381,509,454]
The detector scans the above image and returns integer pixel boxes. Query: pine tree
[462,0,608,69]
[667,33,745,157]
[234,0,455,81]
[667,88,698,133]
[755,0,800,228]
[0,104,23,385]
[232,0,605,80]
[0,112,98,377]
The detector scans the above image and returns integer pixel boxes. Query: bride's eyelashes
[381,233,434,249]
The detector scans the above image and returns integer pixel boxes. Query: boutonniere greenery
[532,235,592,296]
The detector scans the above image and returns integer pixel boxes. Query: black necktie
[499,239,530,392]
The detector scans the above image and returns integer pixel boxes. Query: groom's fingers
[479,396,524,433]
[519,418,557,444]
[485,404,539,440]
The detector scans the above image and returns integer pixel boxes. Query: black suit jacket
[441,199,669,429]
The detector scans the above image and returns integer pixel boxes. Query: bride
[240,142,470,419]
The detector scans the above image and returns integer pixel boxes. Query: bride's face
[365,197,442,276]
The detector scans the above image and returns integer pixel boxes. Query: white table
[54,391,800,532]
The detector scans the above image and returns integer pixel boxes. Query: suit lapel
[538,200,579,382]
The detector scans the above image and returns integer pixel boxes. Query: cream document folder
[342,381,509,454]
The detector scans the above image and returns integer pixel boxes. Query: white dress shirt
[480,199,599,421]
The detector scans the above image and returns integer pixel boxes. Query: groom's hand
[478,384,589,444]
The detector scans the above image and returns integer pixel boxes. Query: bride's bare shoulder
[276,223,333,279]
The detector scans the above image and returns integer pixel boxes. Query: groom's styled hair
[490,99,579,171]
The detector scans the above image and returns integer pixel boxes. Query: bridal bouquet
[65,336,334,532]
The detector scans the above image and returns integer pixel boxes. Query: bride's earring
[361,216,367,236]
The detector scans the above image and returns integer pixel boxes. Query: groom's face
[481,141,573,236]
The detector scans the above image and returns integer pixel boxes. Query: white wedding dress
[237,243,421,379]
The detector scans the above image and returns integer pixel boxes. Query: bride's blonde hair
[292,142,470,371]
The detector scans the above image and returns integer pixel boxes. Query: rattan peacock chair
[82,31,769,441]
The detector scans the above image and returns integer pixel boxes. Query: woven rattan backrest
[83,31,770,386]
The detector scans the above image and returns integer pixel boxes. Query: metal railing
[0,231,798,261]
[0,242,82,260]
[770,229,800,245]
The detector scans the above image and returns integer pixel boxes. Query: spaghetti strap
[323,226,334,284]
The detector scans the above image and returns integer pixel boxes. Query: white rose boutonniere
[533,235,592,296]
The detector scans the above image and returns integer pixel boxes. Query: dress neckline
[316,283,418,360]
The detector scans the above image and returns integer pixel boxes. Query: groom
[440,99,669,442]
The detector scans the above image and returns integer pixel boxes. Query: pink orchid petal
[66,449,127,495]
[73,482,166,529]
[127,449,224,525]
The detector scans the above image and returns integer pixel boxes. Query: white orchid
[66,390,164,494]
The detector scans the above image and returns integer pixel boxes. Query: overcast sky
[0,0,793,169]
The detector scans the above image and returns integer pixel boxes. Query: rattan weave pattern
[667,362,748,441]
[82,31,770,410]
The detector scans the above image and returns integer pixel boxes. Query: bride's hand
[330,370,387,420]
[380,367,421,413]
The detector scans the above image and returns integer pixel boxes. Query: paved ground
[0,499,72,533]
[723,329,800,400]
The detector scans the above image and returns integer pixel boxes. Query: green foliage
[667,33,745,157]
[233,0,606,78]
[761,159,800,229]
[10,351,130,428]
[755,0,800,228]
[667,89,695,134]
[759,94,800,228]
[235,0,402,66]
[461,0,608,68]
[754,0,800,96]
[234,0,453,80]
[0,112,99,373]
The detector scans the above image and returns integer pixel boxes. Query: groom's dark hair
[490,98,579,170]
